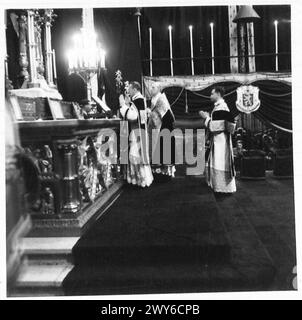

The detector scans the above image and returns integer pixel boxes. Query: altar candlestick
[168,25,174,76]
[210,22,215,74]
[274,20,279,72]
[149,27,153,76]
[189,25,194,76]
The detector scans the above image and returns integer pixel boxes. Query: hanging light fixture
[233,5,260,23]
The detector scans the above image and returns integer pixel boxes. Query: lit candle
[189,25,194,76]
[149,27,153,76]
[52,49,57,80]
[274,20,279,72]
[168,25,173,76]
[210,22,215,74]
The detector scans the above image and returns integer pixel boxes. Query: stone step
[20,237,79,265]
[9,237,79,297]
[11,262,74,297]
[21,236,79,256]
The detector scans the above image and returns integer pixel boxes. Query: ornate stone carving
[33,10,45,79]
[57,140,81,214]
[43,9,57,86]
[78,136,100,202]
[22,144,57,215]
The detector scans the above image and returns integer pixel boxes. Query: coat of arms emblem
[236,85,261,114]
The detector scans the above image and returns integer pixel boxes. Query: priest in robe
[119,81,153,187]
[199,86,236,193]
[148,82,176,181]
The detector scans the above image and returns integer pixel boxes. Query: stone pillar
[18,12,29,86]
[34,11,45,80]
[228,5,239,73]
[238,22,247,73]
[27,9,38,86]
[247,22,256,72]
[44,9,55,86]
[57,140,81,214]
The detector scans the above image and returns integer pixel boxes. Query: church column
[228,5,239,73]
[44,9,55,86]
[238,22,247,73]
[34,11,45,80]
[247,22,256,72]
[233,5,260,73]
[27,9,39,86]
[18,11,29,86]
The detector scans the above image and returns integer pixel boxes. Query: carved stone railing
[18,118,123,235]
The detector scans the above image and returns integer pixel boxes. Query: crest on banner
[236,85,261,113]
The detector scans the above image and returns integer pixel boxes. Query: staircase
[10,237,78,296]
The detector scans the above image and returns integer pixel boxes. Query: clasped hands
[199,110,210,119]
[119,94,130,107]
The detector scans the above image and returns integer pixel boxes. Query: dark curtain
[140,6,230,76]
[163,81,240,119]
[163,80,292,131]
[93,8,142,110]
[253,80,292,131]
[253,5,291,72]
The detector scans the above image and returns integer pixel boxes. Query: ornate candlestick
[67,27,106,102]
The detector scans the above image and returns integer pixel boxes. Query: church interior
[5,5,295,296]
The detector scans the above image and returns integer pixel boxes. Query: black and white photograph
[2,0,301,301]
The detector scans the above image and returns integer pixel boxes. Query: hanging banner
[236,85,261,114]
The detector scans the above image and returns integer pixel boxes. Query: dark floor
[63,167,296,295]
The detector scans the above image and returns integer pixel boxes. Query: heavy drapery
[148,78,292,132]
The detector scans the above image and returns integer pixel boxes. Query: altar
[5,8,127,295]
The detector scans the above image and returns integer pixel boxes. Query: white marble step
[15,262,73,288]
[21,237,79,255]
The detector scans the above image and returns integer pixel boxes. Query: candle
[189,25,194,76]
[52,49,57,80]
[27,11,34,81]
[210,22,215,75]
[274,20,279,72]
[149,27,153,76]
[168,25,173,76]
